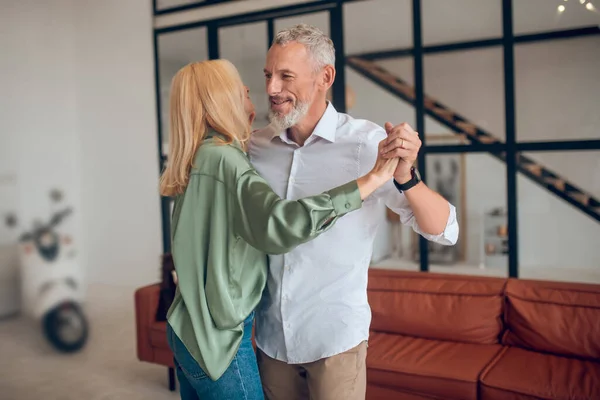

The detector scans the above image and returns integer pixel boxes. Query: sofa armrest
[135,283,161,363]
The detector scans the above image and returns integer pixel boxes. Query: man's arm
[393,179,452,236]
[362,123,458,245]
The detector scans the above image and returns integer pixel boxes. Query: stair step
[455,121,478,135]
[545,177,566,191]
[432,107,455,121]
[424,98,438,109]
[367,68,415,99]
[522,163,543,177]
[477,135,499,144]
[569,192,590,206]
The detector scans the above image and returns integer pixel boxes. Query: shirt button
[345,202,351,209]
[290,177,295,183]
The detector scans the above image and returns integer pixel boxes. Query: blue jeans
[166,312,264,400]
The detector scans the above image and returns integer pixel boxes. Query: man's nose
[266,77,282,97]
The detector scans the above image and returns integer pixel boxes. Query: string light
[557,0,597,13]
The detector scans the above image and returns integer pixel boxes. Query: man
[249,24,459,400]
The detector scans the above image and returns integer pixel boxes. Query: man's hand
[380,122,422,183]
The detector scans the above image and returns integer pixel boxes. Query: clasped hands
[372,122,422,184]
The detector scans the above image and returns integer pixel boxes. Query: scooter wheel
[42,301,89,353]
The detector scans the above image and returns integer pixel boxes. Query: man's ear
[321,65,336,91]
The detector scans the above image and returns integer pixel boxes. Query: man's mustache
[269,96,293,103]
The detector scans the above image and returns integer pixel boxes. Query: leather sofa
[134,283,176,391]
[135,269,600,398]
[366,268,600,399]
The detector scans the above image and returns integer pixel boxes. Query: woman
[160,59,398,400]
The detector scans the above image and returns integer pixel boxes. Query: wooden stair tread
[521,162,543,177]
[477,135,499,144]
[455,121,478,135]
[424,98,438,108]
[569,192,590,206]
[547,178,566,192]
[432,107,455,121]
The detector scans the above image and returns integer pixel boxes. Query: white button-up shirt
[249,102,459,364]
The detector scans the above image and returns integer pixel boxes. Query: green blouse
[167,131,362,380]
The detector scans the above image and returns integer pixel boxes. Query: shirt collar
[271,101,338,144]
[206,128,244,151]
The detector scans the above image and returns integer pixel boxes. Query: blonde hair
[159,59,250,197]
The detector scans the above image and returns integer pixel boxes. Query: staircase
[346,56,600,223]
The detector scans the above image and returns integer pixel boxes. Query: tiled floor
[0,283,178,400]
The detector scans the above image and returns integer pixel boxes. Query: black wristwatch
[393,167,421,192]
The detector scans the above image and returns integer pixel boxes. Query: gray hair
[272,24,335,70]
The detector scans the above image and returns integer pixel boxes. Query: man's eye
[283,75,293,79]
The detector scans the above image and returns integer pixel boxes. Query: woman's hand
[356,140,399,200]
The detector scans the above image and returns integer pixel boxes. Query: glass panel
[518,151,600,283]
[219,22,269,130]
[343,0,412,55]
[156,0,205,12]
[515,36,600,142]
[370,151,508,278]
[345,61,416,269]
[157,27,208,154]
[422,0,502,46]
[513,0,600,35]
[424,47,505,145]
[275,12,330,37]
[346,57,415,128]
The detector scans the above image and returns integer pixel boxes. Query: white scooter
[18,191,88,353]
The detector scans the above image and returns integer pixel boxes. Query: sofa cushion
[366,331,502,400]
[503,278,600,361]
[368,269,506,344]
[480,346,600,400]
[367,384,434,400]
[149,321,169,349]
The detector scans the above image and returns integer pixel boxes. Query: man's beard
[268,99,310,131]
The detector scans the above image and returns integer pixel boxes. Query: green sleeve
[232,168,362,255]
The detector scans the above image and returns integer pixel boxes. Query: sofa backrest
[367,269,506,345]
[503,278,600,361]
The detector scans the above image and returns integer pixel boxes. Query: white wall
[74,0,162,287]
[0,0,162,288]
[0,0,80,229]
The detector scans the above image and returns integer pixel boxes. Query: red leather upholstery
[366,269,600,400]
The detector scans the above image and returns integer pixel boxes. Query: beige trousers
[257,341,367,400]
